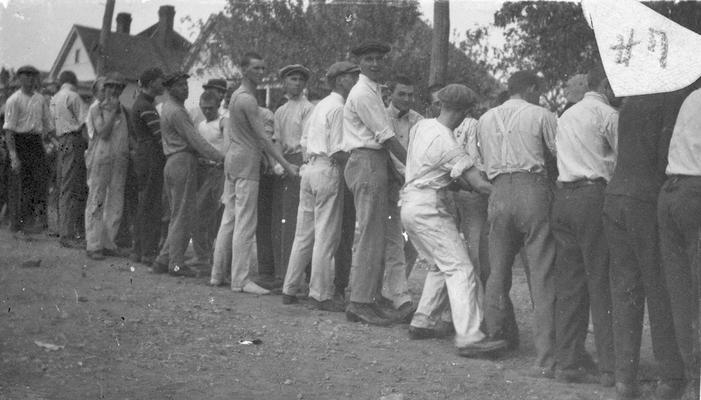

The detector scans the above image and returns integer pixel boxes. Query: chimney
[158,5,175,48]
[116,13,132,34]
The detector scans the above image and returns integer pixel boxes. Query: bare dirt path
[0,230,662,400]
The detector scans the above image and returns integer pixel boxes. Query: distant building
[48,5,191,106]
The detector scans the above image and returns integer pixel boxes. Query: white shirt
[301,92,344,157]
[403,118,473,192]
[3,89,53,134]
[387,103,423,176]
[556,91,619,182]
[342,74,395,151]
[454,117,482,171]
[666,88,701,176]
[51,83,87,136]
[197,115,230,156]
[273,95,314,155]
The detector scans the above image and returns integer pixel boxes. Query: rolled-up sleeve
[354,93,395,144]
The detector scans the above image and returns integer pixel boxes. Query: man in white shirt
[282,61,360,311]
[657,82,701,400]
[401,84,507,357]
[552,65,617,386]
[342,42,409,326]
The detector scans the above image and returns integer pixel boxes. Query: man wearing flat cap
[269,63,314,286]
[342,41,410,326]
[83,72,130,260]
[3,65,53,240]
[282,60,359,311]
[476,70,558,376]
[151,72,224,277]
[401,83,508,357]
[130,67,166,265]
[189,78,227,126]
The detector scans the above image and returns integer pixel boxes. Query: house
[48,5,191,107]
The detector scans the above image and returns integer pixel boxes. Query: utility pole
[429,0,450,87]
[97,0,116,76]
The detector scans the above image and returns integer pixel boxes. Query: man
[130,68,166,266]
[551,66,617,386]
[281,61,360,311]
[562,74,589,114]
[190,78,227,126]
[603,88,689,400]
[401,83,508,357]
[151,72,224,277]
[477,70,558,376]
[83,73,130,260]
[383,74,422,308]
[51,70,88,248]
[191,90,229,265]
[3,65,53,239]
[271,64,314,284]
[658,83,701,400]
[256,105,278,288]
[425,83,444,118]
[210,52,299,294]
[342,42,409,326]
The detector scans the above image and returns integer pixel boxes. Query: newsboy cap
[16,65,39,75]
[326,61,361,81]
[163,72,190,87]
[202,78,227,92]
[350,42,390,57]
[436,84,477,110]
[139,68,164,87]
[279,64,311,81]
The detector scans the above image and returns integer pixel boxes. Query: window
[74,49,80,63]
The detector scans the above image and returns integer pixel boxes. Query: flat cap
[326,61,360,81]
[279,64,311,80]
[17,65,39,75]
[351,42,390,57]
[104,71,126,86]
[202,78,227,92]
[436,84,477,110]
[139,68,164,87]
[163,72,190,87]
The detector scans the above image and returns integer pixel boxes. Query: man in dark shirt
[152,72,224,277]
[130,68,165,265]
[603,90,690,400]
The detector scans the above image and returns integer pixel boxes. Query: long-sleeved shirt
[343,74,395,151]
[454,117,482,170]
[606,90,688,203]
[301,91,344,157]
[273,94,314,155]
[3,89,53,135]
[556,91,618,183]
[387,103,423,175]
[50,83,86,136]
[476,98,557,180]
[131,92,161,143]
[160,97,223,162]
[403,118,473,191]
[666,88,701,176]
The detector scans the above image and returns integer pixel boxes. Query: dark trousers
[58,132,87,239]
[658,176,701,384]
[552,182,614,373]
[335,176,355,294]
[192,163,224,263]
[485,172,556,370]
[133,140,165,259]
[257,172,276,277]
[8,134,47,232]
[603,194,685,385]
[272,152,303,279]
[156,152,198,269]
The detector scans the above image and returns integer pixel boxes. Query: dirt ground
[0,229,666,400]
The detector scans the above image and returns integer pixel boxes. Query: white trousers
[85,158,127,252]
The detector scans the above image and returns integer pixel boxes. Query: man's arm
[353,94,405,163]
[603,111,619,155]
[243,95,298,176]
[542,110,558,157]
[4,130,19,171]
[91,104,119,140]
[171,108,223,162]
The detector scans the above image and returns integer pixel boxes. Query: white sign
[582,0,701,96]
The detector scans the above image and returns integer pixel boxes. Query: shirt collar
[387,103,410,119]
[328,91,344,103]
[358,73,379,93]
[60,83,77,92]
[583,91,610,106]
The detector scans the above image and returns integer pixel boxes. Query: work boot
[456,337,508,358]
[346,302,392,326]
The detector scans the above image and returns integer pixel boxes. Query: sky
[0,0,505,71]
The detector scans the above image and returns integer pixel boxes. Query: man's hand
[463,167,493,195]
[285,163,300,178]
[9,152,20,172]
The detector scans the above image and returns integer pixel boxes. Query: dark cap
[104,71,126,87]
[436,84,477,110]
[326,61,361,81]
[202,78,227,92]
[17,65,39,75]
[163,72,190,87]
[279,64,311,80]
[139,68,164,87]
[350,42,390,57]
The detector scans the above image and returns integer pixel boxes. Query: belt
[557,178,606,189]
[308,154,337,166]
[198,158,224,168]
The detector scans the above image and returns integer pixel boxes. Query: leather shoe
[255,275,283,290]
[150,260,169,274]
[408,324,453,340]
[233,281,270,295]
[309,298,344,312]
[395,301,417,324]
[346,302,392,326]
[86,250,105,260]
[457,337,509,358]
[282,294,299,304]
[656,380,686,400]
[371,302,404,322]
[169,264,198,277]
[615,382,639,400]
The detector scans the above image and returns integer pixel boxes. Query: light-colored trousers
[282,157,343,301]
[211,154,260,288]
[382,178,412,307]
[401,188,486,348]
[85,157,127,252]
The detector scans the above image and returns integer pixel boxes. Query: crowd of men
[1,41,699,400]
